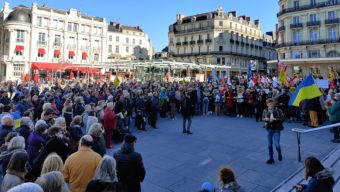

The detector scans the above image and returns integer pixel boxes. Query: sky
[7,0,278,51]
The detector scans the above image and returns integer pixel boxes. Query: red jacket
[103,108,117,131]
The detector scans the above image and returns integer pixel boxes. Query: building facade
[168,6,277,76]
[107,22,154,61]
[275,0,340,79]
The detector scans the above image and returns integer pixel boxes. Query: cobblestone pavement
[107,115,338,192]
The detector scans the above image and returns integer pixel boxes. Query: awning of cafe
[31,62,100,73]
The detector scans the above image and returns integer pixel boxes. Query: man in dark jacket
[181,91,194,134]
[114,134,145,192]
[262,99,284,164]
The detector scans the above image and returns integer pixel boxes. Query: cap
[124,134,137,143]
[201,182,214,192]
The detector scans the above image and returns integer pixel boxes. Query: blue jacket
[327,101,340,123]
[301,169,334,192]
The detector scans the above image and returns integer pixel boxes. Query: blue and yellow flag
[12,111,22,129]
[289,74,322,107]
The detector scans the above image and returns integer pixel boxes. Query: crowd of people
[0,74,338,192]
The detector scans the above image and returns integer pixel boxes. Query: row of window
[175,20,259,36]
[174,33,262,45]
[288,10,337,25]
[15,50,100,61]
[287,49,339,59]
[108,35,143,45]
[108,45,144,54]
[174,45,261,55]
[289,0,339,10]
[291,27,337,42]
[37,17,103,34]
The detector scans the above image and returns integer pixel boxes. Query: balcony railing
[277,38,340,48]
[325,18,340,24]
[93,47,101,52]
[197,40,204,44]
[182,41,188,46]
[189,40,196,45]
[53,42,62,47]
[16,39,24,43]
[205,39,212,43]
[278,26,286,31]
[277,1,340,17]
[37,41,47,47]
[290,23,303,29]
[176,42,182,46]
[307,21,321,27]
[173,26,214,34]
[81,45,89,51]
[171,51,266,60]
[67,44,77,49]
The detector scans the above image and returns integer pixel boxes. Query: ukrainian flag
[289,74,322,107]
[12,111,22,129]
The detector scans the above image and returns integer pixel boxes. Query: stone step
[271,145,340,192]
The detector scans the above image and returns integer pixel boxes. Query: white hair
[8,136,25,150]
[106,102,114,109]
[8,182,43,192]
[35,120,47,132]
[93,155,117,182]
[54,117,65,127]
[20,117,31,127]
[88,123,102,136]
[1,114,13,126]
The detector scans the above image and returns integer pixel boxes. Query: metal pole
[297,132,302,162]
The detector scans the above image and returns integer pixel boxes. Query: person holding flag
[289,74,323,127]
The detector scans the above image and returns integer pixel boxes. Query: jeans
[267,130,281,159]
[202,100,209,114]
[183,116,192,132]
[195,102,201,114]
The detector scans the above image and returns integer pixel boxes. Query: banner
[315,80,329,88]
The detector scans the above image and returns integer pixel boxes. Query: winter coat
[327,101,340,123]
[0,173,24,192]
[69,124,83,141]
[103,108,117,131]
[0,148,26,177]
[17,125,31,145]
[262,107,284,131]
[27,131,46,164]
[85,180,122,192]
[114,143,146,192]
[0,125,13,146]
[92,136,106,157]
[301,169,334,192]
[222,182,244,192]
[181,97,194,117]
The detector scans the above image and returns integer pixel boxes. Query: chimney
[238,15,246,20]
[254,19,260,26]
[246,17,251,22]
[228,11,237,17]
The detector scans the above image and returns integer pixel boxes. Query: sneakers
[278,153,283,161]
[266,159,274,164]
[183,131,187,134]
[187,131,193,135]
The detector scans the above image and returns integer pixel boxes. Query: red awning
[38,48,46,55]
[54,50,60,55]
[82,52,88,59]
[15,45,24,51]
[31,62,73,72]
[69,51,75,57]
[31,62,100,73]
